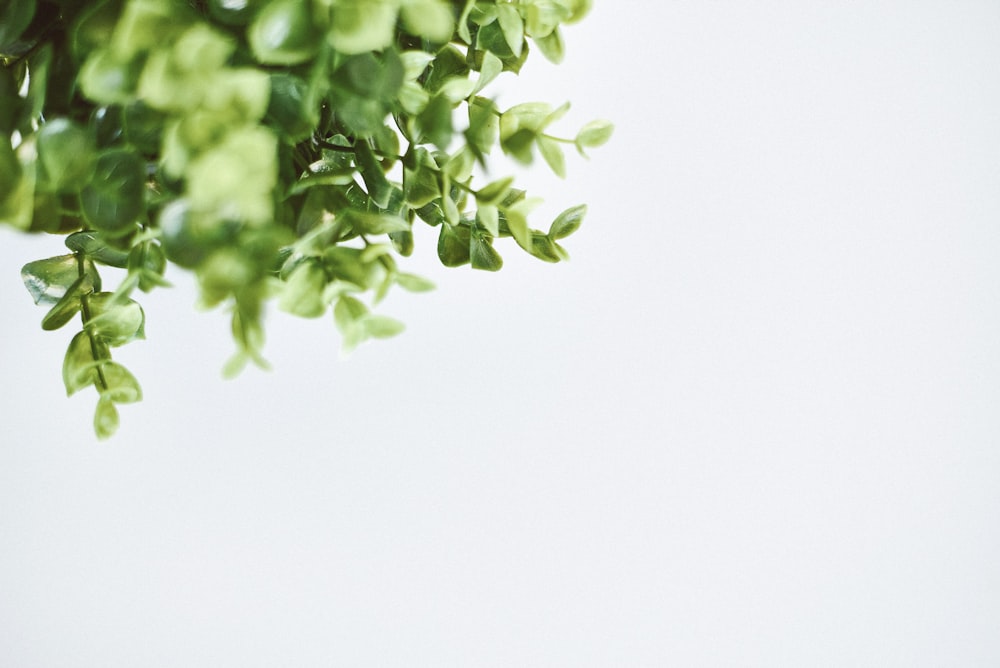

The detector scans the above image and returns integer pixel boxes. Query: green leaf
[343,210,410,235]
[41,277,88,331]
[548,203,586,239]
[364,315,405,339]
[476,177,514,206]
[0,0,35,50]
[248,0,323,65]
[400,0,455,42]
[403,149,441,207]
[80,149,145,235]
[99,362,142,403]
[279,260,328,318]
[36,118,97,192]
[395,272,435,292]
[528,232,562,263]
[495,3,524,57]
[477,203,499,237]
[417,94,454,150]
[470,232,503,271]
[353,140,392,209]
[328,0,398,55]
[63,331,101,396]
[536,135,566,178]
[575,119,614,152]
[21,254,80,305]
[85,292,145,345]
[94,396,119,439]
[533,26,564,64]
[437,223,471,267]
[65,231,130,268]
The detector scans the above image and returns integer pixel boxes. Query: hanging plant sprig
[1,0,613,438]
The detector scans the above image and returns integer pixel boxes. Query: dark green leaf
[65,231,131,268]
[437,223,471,267]
[80,149,145,234]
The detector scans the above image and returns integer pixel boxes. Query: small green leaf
[94,396,120,439]
[63,331,101,396]
[475,176,514,206]
[575,119,614,152]
[536,135,566,178]
[36,119,97,192]
[21,254,80,305]
[400,0,455,42]
[327,0,398,55]
[80,149,145,235]
[437,224,471,267]
[0,0,35,50]
[353,140,392,209]
[477,203,499,237]
[533,26,564,64]
[65,231,131,268]
[395,272,435,292]
[248,0,323,65]
[470,232,503,271]
[495,3,524,57]
[548,203,586,240]
[85,293,145,345]
[99,362,143,404]
[279,259,328,318]
[364,315,405,339]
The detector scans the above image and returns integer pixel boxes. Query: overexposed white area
[2,2,999,665]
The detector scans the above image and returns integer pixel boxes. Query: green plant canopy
[0,0,612,438]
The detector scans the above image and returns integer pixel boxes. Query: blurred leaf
[248,0,322,65]
[94,396,119,439]
[279,260,327,318]
[536,135,566,178]
[575,119,614,153]
[36,118,97,192]
[395,272,435,292]
[80,149,145,235]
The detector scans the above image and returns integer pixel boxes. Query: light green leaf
[575,119,614,152]
[396,273,435,292]
[99,362,143,404]
[328,0,398,55]
[85,292,145,346]
[437,223,471,266]
[470,232,503,271]
[477,203,499,237]
[548,203,586,239]
[94,396,120,439]
[536,135,566,178]
[364,315,405,339]
[279,260,328,318]
[63,331,101,396]
[496,3,524,57]
[400,0,455,42]
[21,254,80,305]
[249,0,323,65]
[476,176,514,206]
[533,25,564,63]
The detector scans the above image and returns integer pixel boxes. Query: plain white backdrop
[2,2,999,665]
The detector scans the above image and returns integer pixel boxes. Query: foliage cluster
[1,0,612,437]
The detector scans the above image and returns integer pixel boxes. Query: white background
[2,2,999,665]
